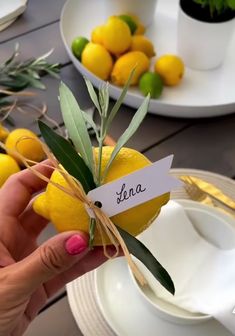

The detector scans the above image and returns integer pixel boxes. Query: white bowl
[128,200,235,325]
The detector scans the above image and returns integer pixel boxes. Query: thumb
[12,231,88,294]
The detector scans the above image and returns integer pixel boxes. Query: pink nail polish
[65,235,87,255]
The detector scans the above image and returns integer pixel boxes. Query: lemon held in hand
[139,72,163,99]
[33,147,169,246]
[5,128,45,165]
[0,154,20,187]
[82,42,113,80]
[155,55,185,86]
[111,51,150,86]
[71,36,89,60]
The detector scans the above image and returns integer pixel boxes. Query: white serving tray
[60,0,235,118]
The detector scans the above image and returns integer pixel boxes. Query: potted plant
[177,0,235,70]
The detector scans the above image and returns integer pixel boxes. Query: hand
[0,162,113,336]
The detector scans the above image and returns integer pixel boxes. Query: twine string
[0,137,147,286]
[0,90,64,136]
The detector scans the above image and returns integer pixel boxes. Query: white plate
[60,0,235,118]
[0,0,27,26]
[94,200,235,336]
[95,259,232,336]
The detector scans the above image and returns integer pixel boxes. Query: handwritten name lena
[116,183,146,204]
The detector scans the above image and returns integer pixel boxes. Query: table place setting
[67,168,235,336]
[1,1,235,336]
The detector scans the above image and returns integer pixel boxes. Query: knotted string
[0,137,147,286]
[0,90,63,136]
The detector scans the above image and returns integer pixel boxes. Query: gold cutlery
[181,176,235,218]
[180,175,235,210]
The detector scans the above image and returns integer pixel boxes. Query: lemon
[5,128,45,165]
[130,35,155,58]
[119,15,137,34]
[82,42,113,80]
[155,55,185,86]
[128,15,146,35]
[111,51,150,86]
[91,25,104,45]
[0,153,20,187]
[0,123,9,141]
[33,147,169,245]
[102,16,132,55]
[71,36,89,60]
[139,72,163,99]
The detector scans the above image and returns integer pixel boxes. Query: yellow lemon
[5,128,45,165]
[130,35,156,58]
[0,153,20,187]
[33,147,169,245]
[102,16,132,55]
[0,123,9,141]
[111,51,150,86]
[155,54,185,86]
[91,25,104,44]
[128,14,146,35]
[82,42,113,80]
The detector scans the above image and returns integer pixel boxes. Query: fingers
[7,231,89,295]
[0,160,53,216]
[44,246,122,298]
[19,203,49,238]
[0,241,15,267]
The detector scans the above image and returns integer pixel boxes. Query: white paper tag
[86,155,182,218]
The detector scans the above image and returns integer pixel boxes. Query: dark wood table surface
[1,1,235,335]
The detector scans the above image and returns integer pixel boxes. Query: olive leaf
[59,82,95,175]
[84,78,102,115]
[38,120,96,193]
[117,226,175,295]
[103,94,150,180]
[82,109,99,140]
[105,67,135,131]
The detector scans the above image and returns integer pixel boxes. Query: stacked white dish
[0,0,27,31]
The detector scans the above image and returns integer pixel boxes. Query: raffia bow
[0,137,147,286]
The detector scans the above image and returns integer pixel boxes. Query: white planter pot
[103,0,157,27]
[177,6,235,70]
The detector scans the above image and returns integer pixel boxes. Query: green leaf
[227,0,235,9]
[84,78,102,115]
[82,108,99,141]
[116,226,175,295]
[59,82,95,175]
[99,82,109,118]
[103,94,150,179]
[38,120,96,193]
[105,67,135,131]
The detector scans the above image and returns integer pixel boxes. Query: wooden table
[1,1,235,335]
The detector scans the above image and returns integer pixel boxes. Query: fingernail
[65,234,88,255]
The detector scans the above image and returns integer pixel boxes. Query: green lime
[71,36,89,60]
[139,72,163,99]
[119,15,137,35]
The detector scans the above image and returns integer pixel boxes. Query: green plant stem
[97,116,105,185]
[89,218,96,248]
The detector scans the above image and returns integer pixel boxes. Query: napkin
[138,201,235,334]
